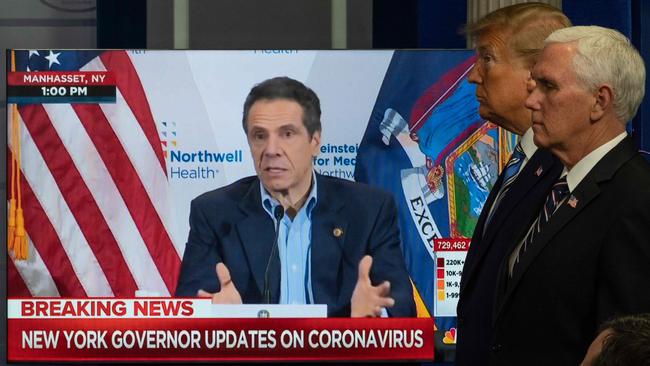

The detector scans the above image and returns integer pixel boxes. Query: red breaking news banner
[8,299,435,362]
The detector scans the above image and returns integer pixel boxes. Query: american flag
[7,50,181,297]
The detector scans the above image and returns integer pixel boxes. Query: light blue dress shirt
[260,174,317,304]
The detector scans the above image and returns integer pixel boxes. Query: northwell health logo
[159,121,244,180]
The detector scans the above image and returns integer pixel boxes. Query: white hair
[545,26,646,122]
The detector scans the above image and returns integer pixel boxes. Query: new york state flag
[355,50,516,359]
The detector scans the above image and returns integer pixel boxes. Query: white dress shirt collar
[564,132,627,192]
[519,127,538,161]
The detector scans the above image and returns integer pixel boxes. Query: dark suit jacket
[490,137,650,365]
[175,174,416,317]
[455,148,562,366]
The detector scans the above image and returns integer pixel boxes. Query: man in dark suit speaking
[175,76,415,317]
[490,26,650,364]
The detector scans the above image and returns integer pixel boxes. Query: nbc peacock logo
[442,327,457,344]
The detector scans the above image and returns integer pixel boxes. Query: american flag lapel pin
[568,195,578,208]
[535,166,543,176]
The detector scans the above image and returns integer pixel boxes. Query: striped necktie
[483,142,526,230]
[511,176,569,275]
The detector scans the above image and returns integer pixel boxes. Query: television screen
[6,49,514,362]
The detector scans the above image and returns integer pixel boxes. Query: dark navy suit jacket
[175,174,416,317]
[490,137,650,365]
[455,147,562,366]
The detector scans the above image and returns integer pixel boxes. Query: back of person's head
[242,76,322,137]
[595,313,650,366]
[465,2,570,67]
[545,26,646,123]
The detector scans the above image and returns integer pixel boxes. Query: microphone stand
[263,205,284,304]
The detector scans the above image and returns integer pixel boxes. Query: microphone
[263,205,284,304]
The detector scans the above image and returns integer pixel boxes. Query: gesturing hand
[197,262,242,304]
[351,255,395,317]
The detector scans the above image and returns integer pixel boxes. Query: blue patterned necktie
[511,176,569,275]
[483,142,526,230]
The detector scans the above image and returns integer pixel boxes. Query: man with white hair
[489,26,650,365]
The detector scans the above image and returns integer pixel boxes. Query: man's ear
[311,130,321,155]
[591,84,614,121]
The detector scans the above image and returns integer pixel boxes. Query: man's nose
[526,76,535,93]
[467,63,482,84]
[264,134,282,155]
[525,90,538,110]
[524,79,539,110]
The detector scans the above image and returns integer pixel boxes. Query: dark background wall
[366,0,649,155]
[2,0,649,363]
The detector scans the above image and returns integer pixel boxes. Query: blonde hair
[466,3,571,67]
